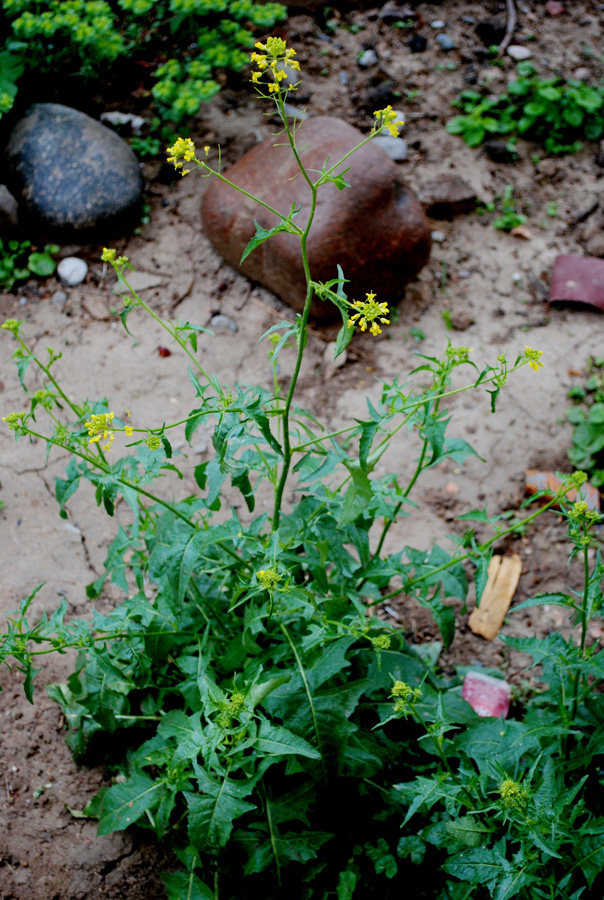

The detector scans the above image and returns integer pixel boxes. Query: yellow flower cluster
[101,248,129,268]
[371,634,391,650]
[1,318,21,335]
[524,346,544,371]
[250,37,300,94]
[166,137,197,175]
[2,411,26,432]
[257,567,281,590]
[373,105,403,137]
[85,412,115,452]
[390,680,422,717]
[347,292,390,336]
[499,778,529,809]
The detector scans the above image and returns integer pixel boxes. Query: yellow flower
[125,425,134,437]
[84,412,115,450]
[101,247,116,263]
[524,346,544,371]
[373,105,403,137]
[257,568,281,590]
[166,137,196,174]
[347,293,390,336]
[250,37,299,90]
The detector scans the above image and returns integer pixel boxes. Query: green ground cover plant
[2,39,604,900]
[0,238,58,291]
[447,64,604,155]
[478,184,527,233]
[0,0,286,127]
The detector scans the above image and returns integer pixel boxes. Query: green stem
[15,333,83,418]
[367,493,564,607]
[569,535,591,726]
[119,278,212,381]
[280,622,327,781]
[271,196,317,529]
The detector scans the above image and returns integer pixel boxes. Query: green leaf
[240,716,321,758]
[445,816,494,848]
[27,251,56,277]
[575,829,604,887]
[186,767,256,848]
[98,772,162,834]
[339,462,373,528]
[241,215,298,263]
[337,867,359,899]
[162,871,214,900]
[512,592,575,612]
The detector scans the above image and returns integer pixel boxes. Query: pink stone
[462,671,512,718]
[545,0,564,15]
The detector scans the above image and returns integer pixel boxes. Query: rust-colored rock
[201,116,431,320]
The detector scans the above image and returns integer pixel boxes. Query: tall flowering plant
[1,39,589,900]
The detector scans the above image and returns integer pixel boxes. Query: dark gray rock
[4,103,144,237]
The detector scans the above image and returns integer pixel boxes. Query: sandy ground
[2,1,604,895]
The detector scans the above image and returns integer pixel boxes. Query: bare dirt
[2,1,604,896]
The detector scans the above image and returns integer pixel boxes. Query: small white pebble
[431,230,446,243]
[57,257,88,286]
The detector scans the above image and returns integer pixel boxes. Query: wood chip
[469,554,522,641]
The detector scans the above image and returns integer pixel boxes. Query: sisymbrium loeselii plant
[2,37,600,900]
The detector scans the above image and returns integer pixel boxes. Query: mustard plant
[0,39,588,900]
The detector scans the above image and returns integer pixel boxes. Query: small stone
[373,135,408,162]
[282,104,308,121]
[510,224,533,240]
[18,296,26,306]
[82,294,110,320]
[100,111,146,135]
[568,194,598,226]
[436,33,455,51]
[209,313,238,334]
[586,233,604,258]
[461,15,475,24]
[358,49,378,68]
[408,33,427,53]
[50,289,67,307]
[459,269,471,278]
[338,70,349,86]
[449,309,474,330]
[431,230,446,243]
[507,45,533,61]
[430,20,446,28]
[573,67,591,81]
[545,0,564,15]
[419,174,476,218]
[57,257,88,286]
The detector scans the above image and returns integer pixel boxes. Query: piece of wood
[469,554,522,641]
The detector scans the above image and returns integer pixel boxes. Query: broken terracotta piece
[462,670,512,718]
[525,469,600,512]
[549,254,604,311]
[469,554,522,641]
